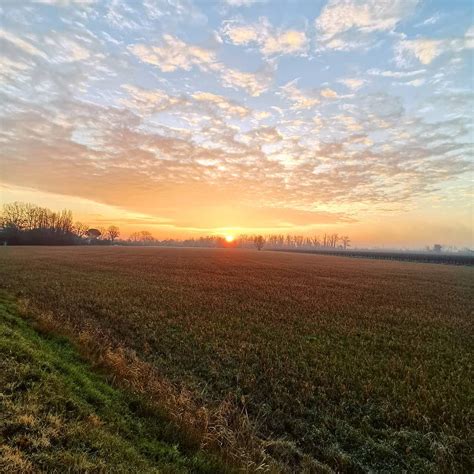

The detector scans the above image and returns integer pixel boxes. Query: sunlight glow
[225,235,235,243]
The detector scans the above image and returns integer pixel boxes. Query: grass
[0,291,227,473]
[0,246,473,472]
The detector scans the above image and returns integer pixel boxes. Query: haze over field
[0,0,473,247]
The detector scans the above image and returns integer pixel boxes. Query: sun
[225,235,235,243]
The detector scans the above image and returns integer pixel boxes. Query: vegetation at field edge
[0,292,229,473]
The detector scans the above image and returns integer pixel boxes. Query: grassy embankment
[0,292,228,473]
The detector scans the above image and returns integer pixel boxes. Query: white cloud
[219,66,272,96]
[129,34,216,72]
[406,78,425,86]
[192,91,250,117]
[0,29,46,59]
[367,68,425,78]
[396,26,474,66]
[280,80,320,110]
[120,84,180,115]
[395,38,444,65]
[44,35,91,63]
[338,78,366,90]
[129,34,271,97]
[334,114,363,131]
[415,12,441,27]
[253,110,272,120]
[0,56,31,83]
[224,0,265,6]
[395,78,425,86]
[33,0,96,5]
[222,17,308,57]
[321,87,339,99]
[315,0,419,51]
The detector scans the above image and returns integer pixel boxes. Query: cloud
[129,34,215,72]
[0,29,46,58]
[333,114,363,131]
[119,84,182,116]
[395,27,474,66]
[0,56,31,83]
[402,78,425,86]
[320,88,339,99]
[219,65,272,96]
[367,68,425,78]
[192,91,250,117]
[2,88,471,230]
[315,0,419,51]
[338,78,366,90]
[395,38,443,65]
[280,80,320,110]
[253,110,272,120]
[241,126,282,145]
[129,34,272,96]
[415,12,442,27]
[224,0,266,7]
[33,0,96,5]
[222,17,308,57]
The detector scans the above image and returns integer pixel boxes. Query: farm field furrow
[1,246,473,472]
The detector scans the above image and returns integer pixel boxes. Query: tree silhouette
[87,228,101,241]
[73,222,88,238]
[107,225,120,242]
[254,235,266,251]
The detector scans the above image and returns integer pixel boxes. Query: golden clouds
[221,18,308,57]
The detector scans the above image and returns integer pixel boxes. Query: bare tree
[107,225,120,242]
[254,235,266,251]
[329,233,339,248]
[129,230,154,244]
[1,202,28,231]
[73,222,88,238]
[98,227,106,240]
[341,236,350,250]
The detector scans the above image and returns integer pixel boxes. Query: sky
[0,0,473,248]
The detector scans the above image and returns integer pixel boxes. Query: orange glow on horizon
[225,235,235,243]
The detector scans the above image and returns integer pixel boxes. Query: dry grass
[1,246,473,472]
[0,293,228,473]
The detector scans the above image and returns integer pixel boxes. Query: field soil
[1,246,473,472]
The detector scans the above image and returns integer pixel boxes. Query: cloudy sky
[0,0,472,247]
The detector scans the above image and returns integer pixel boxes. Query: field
[1,246,473,472]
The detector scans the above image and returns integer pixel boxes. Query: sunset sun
[225,235,235,243]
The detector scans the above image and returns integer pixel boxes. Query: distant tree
[140,231,154,242]
[107,225,120,242]
[254,235,266,251]
[341,236,350,250]
[87,228,101,241]
[73,222,89,238]
[98,227,106,240]
[129,230,154,244]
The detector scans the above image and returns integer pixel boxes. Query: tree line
[0,202,120,245]
[0,202,350,250]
